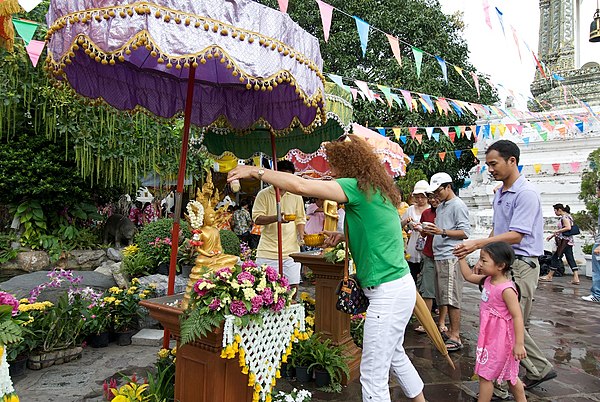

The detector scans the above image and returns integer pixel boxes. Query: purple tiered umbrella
[45,0,326,347]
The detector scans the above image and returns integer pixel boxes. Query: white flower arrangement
[0,346,16,399]
[186,200,204,230]
[272,388,311,402]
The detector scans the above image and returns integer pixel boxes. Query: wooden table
[290,251,362,384]
[140,295,253,402]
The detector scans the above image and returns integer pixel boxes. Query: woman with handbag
[228,134,426,402]
[539,203,580,284]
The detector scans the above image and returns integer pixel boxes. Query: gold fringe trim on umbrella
[0,15,15,51]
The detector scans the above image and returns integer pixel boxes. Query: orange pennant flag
[438,152,447,161]
[386,34,402,66]
[415,134,423,144]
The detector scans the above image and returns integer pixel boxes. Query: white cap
[412,180,430,195]
[426,172,453,193]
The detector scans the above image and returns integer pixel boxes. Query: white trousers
[361,274,424,401]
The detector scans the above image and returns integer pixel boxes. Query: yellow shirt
[252,186,306,260]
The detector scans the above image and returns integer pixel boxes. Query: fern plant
[0,303,23,346]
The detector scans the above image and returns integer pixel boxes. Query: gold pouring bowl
[304,233,325,247]
[283,214,297,221]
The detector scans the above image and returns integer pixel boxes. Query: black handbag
[335,225,369,315]
[563,224,580,236]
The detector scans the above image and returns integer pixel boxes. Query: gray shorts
[434,258,463,308]
[419,255,436,299]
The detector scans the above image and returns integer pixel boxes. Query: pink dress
[475,276,520,385]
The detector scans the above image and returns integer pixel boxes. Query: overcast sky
[438,1,541,108]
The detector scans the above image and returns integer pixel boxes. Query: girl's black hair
[552,203,571,213]
[478,241,521,301]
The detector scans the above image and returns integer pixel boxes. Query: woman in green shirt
[228,135,425,402]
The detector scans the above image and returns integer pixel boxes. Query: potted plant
[107,279,156,345]
[307,337,349,390]
[147,237,174,275]
[289,335,318,383]
[121,245,152,279]
[83,298,112,348]
[177,238,197,278]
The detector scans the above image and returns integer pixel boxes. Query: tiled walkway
[283,275,600,401]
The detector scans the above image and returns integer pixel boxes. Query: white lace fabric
[0,345,16,398]
[221,304,307,402]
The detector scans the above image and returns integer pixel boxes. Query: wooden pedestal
[140,295,253,402]
[290,252,362,384]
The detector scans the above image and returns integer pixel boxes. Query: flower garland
[220,304,308,402]
[0,292,20,402]
[0,346,18,402]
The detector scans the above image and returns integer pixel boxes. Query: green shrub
[121,252,153,278]
[219,229,240,256]
[0,233,18,264]
[582,243,594,254]
[134,219,191,260]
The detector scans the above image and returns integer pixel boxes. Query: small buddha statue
[323,200,339,232]
[181,176,239,310]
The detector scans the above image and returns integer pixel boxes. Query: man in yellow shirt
[252,161,306,297]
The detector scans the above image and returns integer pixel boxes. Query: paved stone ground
[11,274,600,401]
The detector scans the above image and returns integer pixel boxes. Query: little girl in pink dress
[458,241,527,402]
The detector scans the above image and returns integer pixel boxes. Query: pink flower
[271,297,286,312]
[250,295,263,314]
[260,288,274,306]
[241,260,257,270]
[215,267,232,279]
[0,291,19,316]
[236,271,255,285]
[278,276,290,290]
[193,279,213,298]
[265,266,279,282]
[208,298,221,311]
[229,300,248,317]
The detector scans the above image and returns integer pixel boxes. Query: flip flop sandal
[414,325,427,334]
[438,325,448,333]
[538,277,553,282]
[571,281,580,285]
[445,339,463,352]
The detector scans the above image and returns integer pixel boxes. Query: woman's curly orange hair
[324,135,401,207]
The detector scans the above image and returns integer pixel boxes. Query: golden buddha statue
[323,199,339,232]
[181,175,239,310]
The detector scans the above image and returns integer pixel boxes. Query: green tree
[256,0,497,182]
[573,149,600,237]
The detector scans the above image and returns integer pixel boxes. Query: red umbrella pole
[164,66,196,349]
[270,133,284,275]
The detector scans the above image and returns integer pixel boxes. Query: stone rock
[111,263,129,289]
[138,274,187,297]
[15,251,50,272]
[106,247,123,262]
[94,261,116,278]
[66,250,108,271]
[0,270,116,302]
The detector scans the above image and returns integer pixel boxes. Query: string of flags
[0,0,45,64]
[479,161,584,176]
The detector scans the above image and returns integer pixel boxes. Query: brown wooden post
[290,252,362,384]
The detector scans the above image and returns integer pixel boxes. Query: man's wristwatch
[257,168,265,180]
[441,229,448,238]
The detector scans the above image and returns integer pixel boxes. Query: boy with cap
[421,172,470,352]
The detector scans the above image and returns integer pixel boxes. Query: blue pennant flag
[454,150,462,159]
[518,165,524,173]
[522,137,530,145]
[377,127,386,137]
[432,133,440,142]
[353,16,370,58]
[399,135,408,144]
[409,155,415,163]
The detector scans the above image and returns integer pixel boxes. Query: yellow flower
[300,292,310,301]
[123,244,140,257]
[171,347,177,356]
[103,296,116,303]
[158,349,169,359]
[0,346,3,355]
[19,298,29,304]
[131,277,140,285]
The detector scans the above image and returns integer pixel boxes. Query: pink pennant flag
[350,87,358,102]
[316,0,334,42]
[25,39,45,67]
[386,34,402,66]
[440,126,449,137]
[511,26,522,61]
[400,90,413,111]
[355,80,375,102]
[552,163,560,174]
[470,72,480,98]
[570,162,581,173]
[482,0,492,29]
[278,0,288,13]
[516,125,524,135]
[409,127,418,139]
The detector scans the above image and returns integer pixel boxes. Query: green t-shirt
[337,178,409,287]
